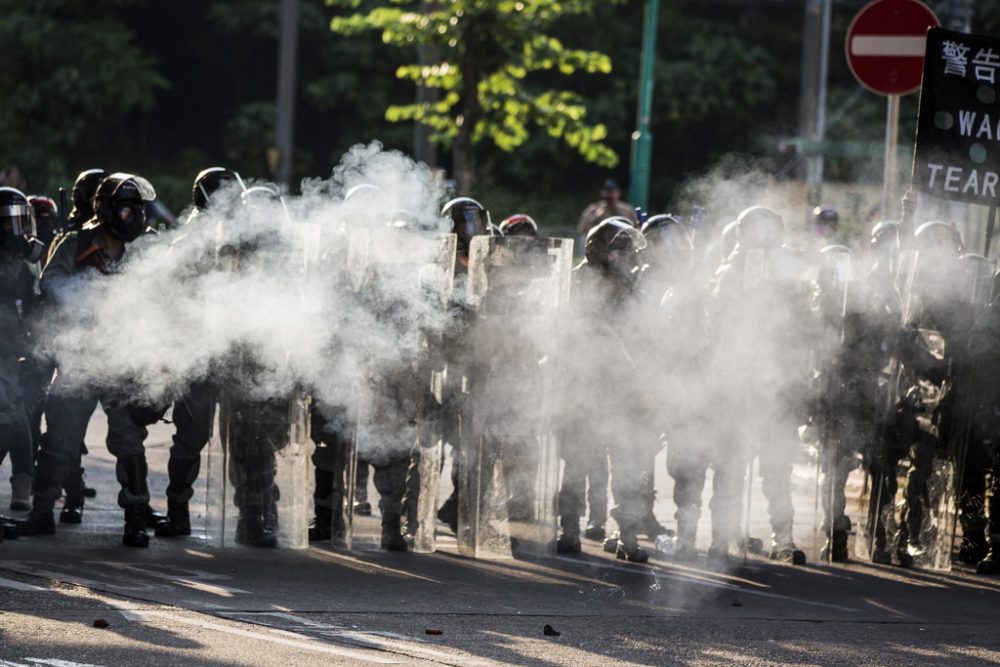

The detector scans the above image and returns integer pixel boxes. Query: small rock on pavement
[425,629,443,636]
[93,619,110,628]
[543,624,561,637]
[732,598,743,608]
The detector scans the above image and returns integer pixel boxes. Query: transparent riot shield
[855,251,992,569]
[205,390,310,549]
[933,254,994,568]
[733,248,823,561]
[810,246,861,563]
[458,235,573,559]
[341,228,457,552]
[411,344,448,554]
[204,236,313,550]
[852,250,913,563]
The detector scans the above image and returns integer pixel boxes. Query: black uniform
[24,174,163,547]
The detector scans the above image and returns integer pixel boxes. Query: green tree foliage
[329,0,621,190]
[0,0,166,194]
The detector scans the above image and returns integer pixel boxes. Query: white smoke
[36,142,453,463]
[36,140,971,573]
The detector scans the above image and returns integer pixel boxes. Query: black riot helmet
[641,214,693,253]
[914,221,963,257]
[870,221,899,254]
[93,173,156,242]
[28,195,59,246]
[736,205,786,250]
[192,167,243,210]
[0,187,32,241]
[585,216,648,276]
[442,197,489,253]
[813,205,839,238]
[344,183,386,203]
[0,187,45,261]
[498,213,538,237]
[69,168,105,225]
[240,184,282,208]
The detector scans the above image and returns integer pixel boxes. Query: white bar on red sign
[851,35,927,57]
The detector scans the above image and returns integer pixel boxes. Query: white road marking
[553,556,859,613]
[0,577,48,592]
[850,35,927,57]
[0,660,106,667]
[124,610,400,664]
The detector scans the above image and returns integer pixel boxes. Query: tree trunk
[452,126,475,194]
[452,28,482,194]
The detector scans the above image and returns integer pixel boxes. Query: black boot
[556,515,581,554]
[0,515,18,540]
[145,505,168,529]
[81,467,97,499]
[977,542,1000,575]
[21,507,55,536]
[117,456,152,547]
[122,504,149,547]
[59,505,83,525]
[895,531,916,568]
[616,529,649,564]
[25,454,65,536]
[959,530,989,565]
[820,517,851,563]
[154,501,191,537]
[436,493,458,534]
[60,464,86,525]
[583,521,606,541]
[769,531,806,565]
[309,507,332,542]
[237,508,278,547]
[381,513,408,552]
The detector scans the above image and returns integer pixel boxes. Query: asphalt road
[0,415,998,666]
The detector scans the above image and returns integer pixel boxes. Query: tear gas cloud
[36,143,454,446]
[34,142,957,567]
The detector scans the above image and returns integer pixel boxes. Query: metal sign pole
[985,205,997,257]
[882,94,901,221]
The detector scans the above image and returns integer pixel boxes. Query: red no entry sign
[846,0,940,96]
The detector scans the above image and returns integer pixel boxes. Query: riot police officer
[435,197,490,533]
[498,214,538,237]
[0,189,42,514]
[22,173,163,547]
[66,169,106,231]
[558,217,650,562]
[155,167,243,538]
[713,206,814,564]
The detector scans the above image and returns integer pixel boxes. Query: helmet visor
[0,202,29,237]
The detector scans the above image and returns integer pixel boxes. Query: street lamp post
[274,0,299,192]
[628,0,660,212]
